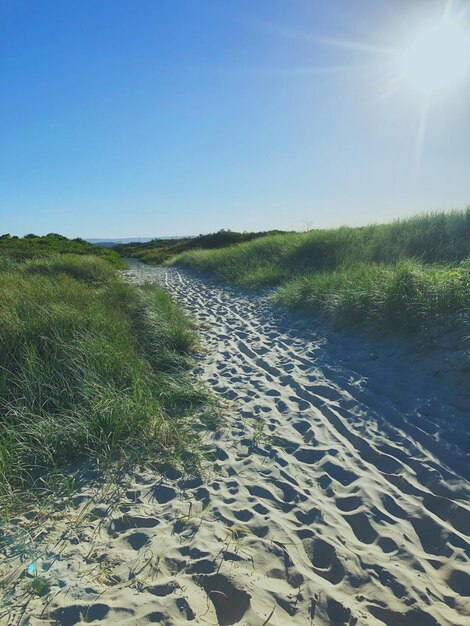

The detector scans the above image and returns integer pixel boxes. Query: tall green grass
[0,233,123,267]
[275,260,470,328]
[173,210,470,329]
[23,254,118,282]
[114,229,287,265]
[0,255,213,515]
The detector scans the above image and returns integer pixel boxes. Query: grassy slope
[172,210,470,329]
[0,253,214,516]
[114,229,287,265]
[0,233,124,267]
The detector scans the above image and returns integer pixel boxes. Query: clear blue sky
[1,0,469,238]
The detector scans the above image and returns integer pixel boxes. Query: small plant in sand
[215,526,254,574]
[26,570,51,598]
[175,502,214,533]
[128,548,164,582]
[252,416,269,447]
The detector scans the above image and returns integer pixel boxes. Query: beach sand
[1,260,469,625]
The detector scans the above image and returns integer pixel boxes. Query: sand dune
[2,260,469,625]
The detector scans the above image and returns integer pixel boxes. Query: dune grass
[114,229,287,265]
[22,254,118,283]
[173,210,470,329]
[0,254,214,516]
[0,232,124,267]
[275,260,470,328]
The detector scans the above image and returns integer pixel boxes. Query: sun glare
[399,17,470,95]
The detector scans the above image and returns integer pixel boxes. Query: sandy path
[2,261,469,626]
[118,261,470,625]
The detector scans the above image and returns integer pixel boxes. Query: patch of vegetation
[0,232,124,267]
[0,252,215,516]
[173,209,470,329]
[275,260,470,329]
[114,229,287,265]
[23,254,118,283]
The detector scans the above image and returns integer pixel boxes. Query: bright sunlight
[399,16,470,95]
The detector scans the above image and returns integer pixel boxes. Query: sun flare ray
[398,14,470,95]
